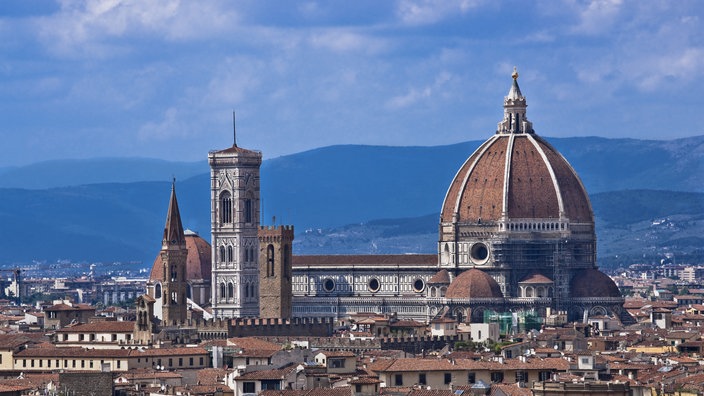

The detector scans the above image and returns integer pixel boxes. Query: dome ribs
[456,138,508,222]
[507,136,559,219]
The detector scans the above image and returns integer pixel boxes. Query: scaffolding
[483,309,543,336]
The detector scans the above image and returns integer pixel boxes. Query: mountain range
[0,135,702,269]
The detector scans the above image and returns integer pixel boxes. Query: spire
[497,67,533,134]
[232,111,237,148]
[162,179,186,248]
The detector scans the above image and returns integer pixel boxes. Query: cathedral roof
[292,254,436,267]
[428,269,451,284]
[440,70,592,224]
[445,269,504,299]
[519,273,554,284]
[149,231,212,283]
[570,269,621,298]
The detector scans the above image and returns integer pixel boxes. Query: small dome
[149,233,212,282]
[570,269,621,298]
[519,273,553,284]
[428,269,451,284]
[446,269,504,299]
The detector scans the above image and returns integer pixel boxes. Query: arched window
[267,244,275,277]
[219,246,225,263]
[220,283,226,301]
[170,265,177,281]
[227,283,234,299]
[227,246,233,263]
[244,198,253,223]
[220,191,232,224]
[155,283,162,299]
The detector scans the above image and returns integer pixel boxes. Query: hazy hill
[0,158,206,189]
[0,135,701,266]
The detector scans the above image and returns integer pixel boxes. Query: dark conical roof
[162,182,186,248]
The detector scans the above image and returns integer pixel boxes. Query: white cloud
[309,30,388,54]
[34,0,239,57]
[569,0,623,35]
[138,107,186,140]
[395,0,484,25]
[386,71,453,109]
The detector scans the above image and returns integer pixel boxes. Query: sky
[0,0,702,167]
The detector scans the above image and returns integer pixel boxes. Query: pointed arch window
[220,191,232,224]
[220,283,226,301]
[227,246,233,263]
[267,244,275,277]
[244,198,253,223]
[219,246,226,263]
[227,283,234,299]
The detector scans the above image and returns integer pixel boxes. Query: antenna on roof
[233,110,237,147]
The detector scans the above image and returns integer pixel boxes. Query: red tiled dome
[149,231,211,282]
[445,269,503,299]
[440,134,592,224]
[570,269,621,298]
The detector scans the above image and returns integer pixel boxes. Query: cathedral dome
[440,71,592,225]
[445,269,504,299]
[149,230,211,283]
[570,269,621,298]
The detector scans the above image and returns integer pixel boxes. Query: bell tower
[209,118,262,318]
[160,182,188,325]
[258,225,294,318]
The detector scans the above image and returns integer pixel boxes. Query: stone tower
[160,182,188,325]
[209,134,262,318]
[133,294,155,344]
[258,225,294,318]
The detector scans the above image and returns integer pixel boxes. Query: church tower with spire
[159,182,188,325]
[209,119,263,318]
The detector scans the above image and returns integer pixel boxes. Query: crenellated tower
[209,126,262,318]
[258,225,294,319]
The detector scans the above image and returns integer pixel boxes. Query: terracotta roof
[570,269,622,298]
[317,350,356,357]
[56,321,135,333]
[441,133,593,223]
[45,303,94,312]
[519,273,553,284]
[149,233,212,282]
[292,255,436,267]
[446,269,503,299]
[408,390,455,396]
[212,144,261,155]
[491,384,532,396]
[228,337,282,351]
[196,368,228,384]
[428,269,451,284]
[236,364,296,380]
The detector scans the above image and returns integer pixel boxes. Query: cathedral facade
[288,70,626,324]
[147,70,626,326]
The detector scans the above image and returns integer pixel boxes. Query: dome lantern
[497,67,533,134]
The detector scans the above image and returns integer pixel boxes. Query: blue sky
[0,0,701,166]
